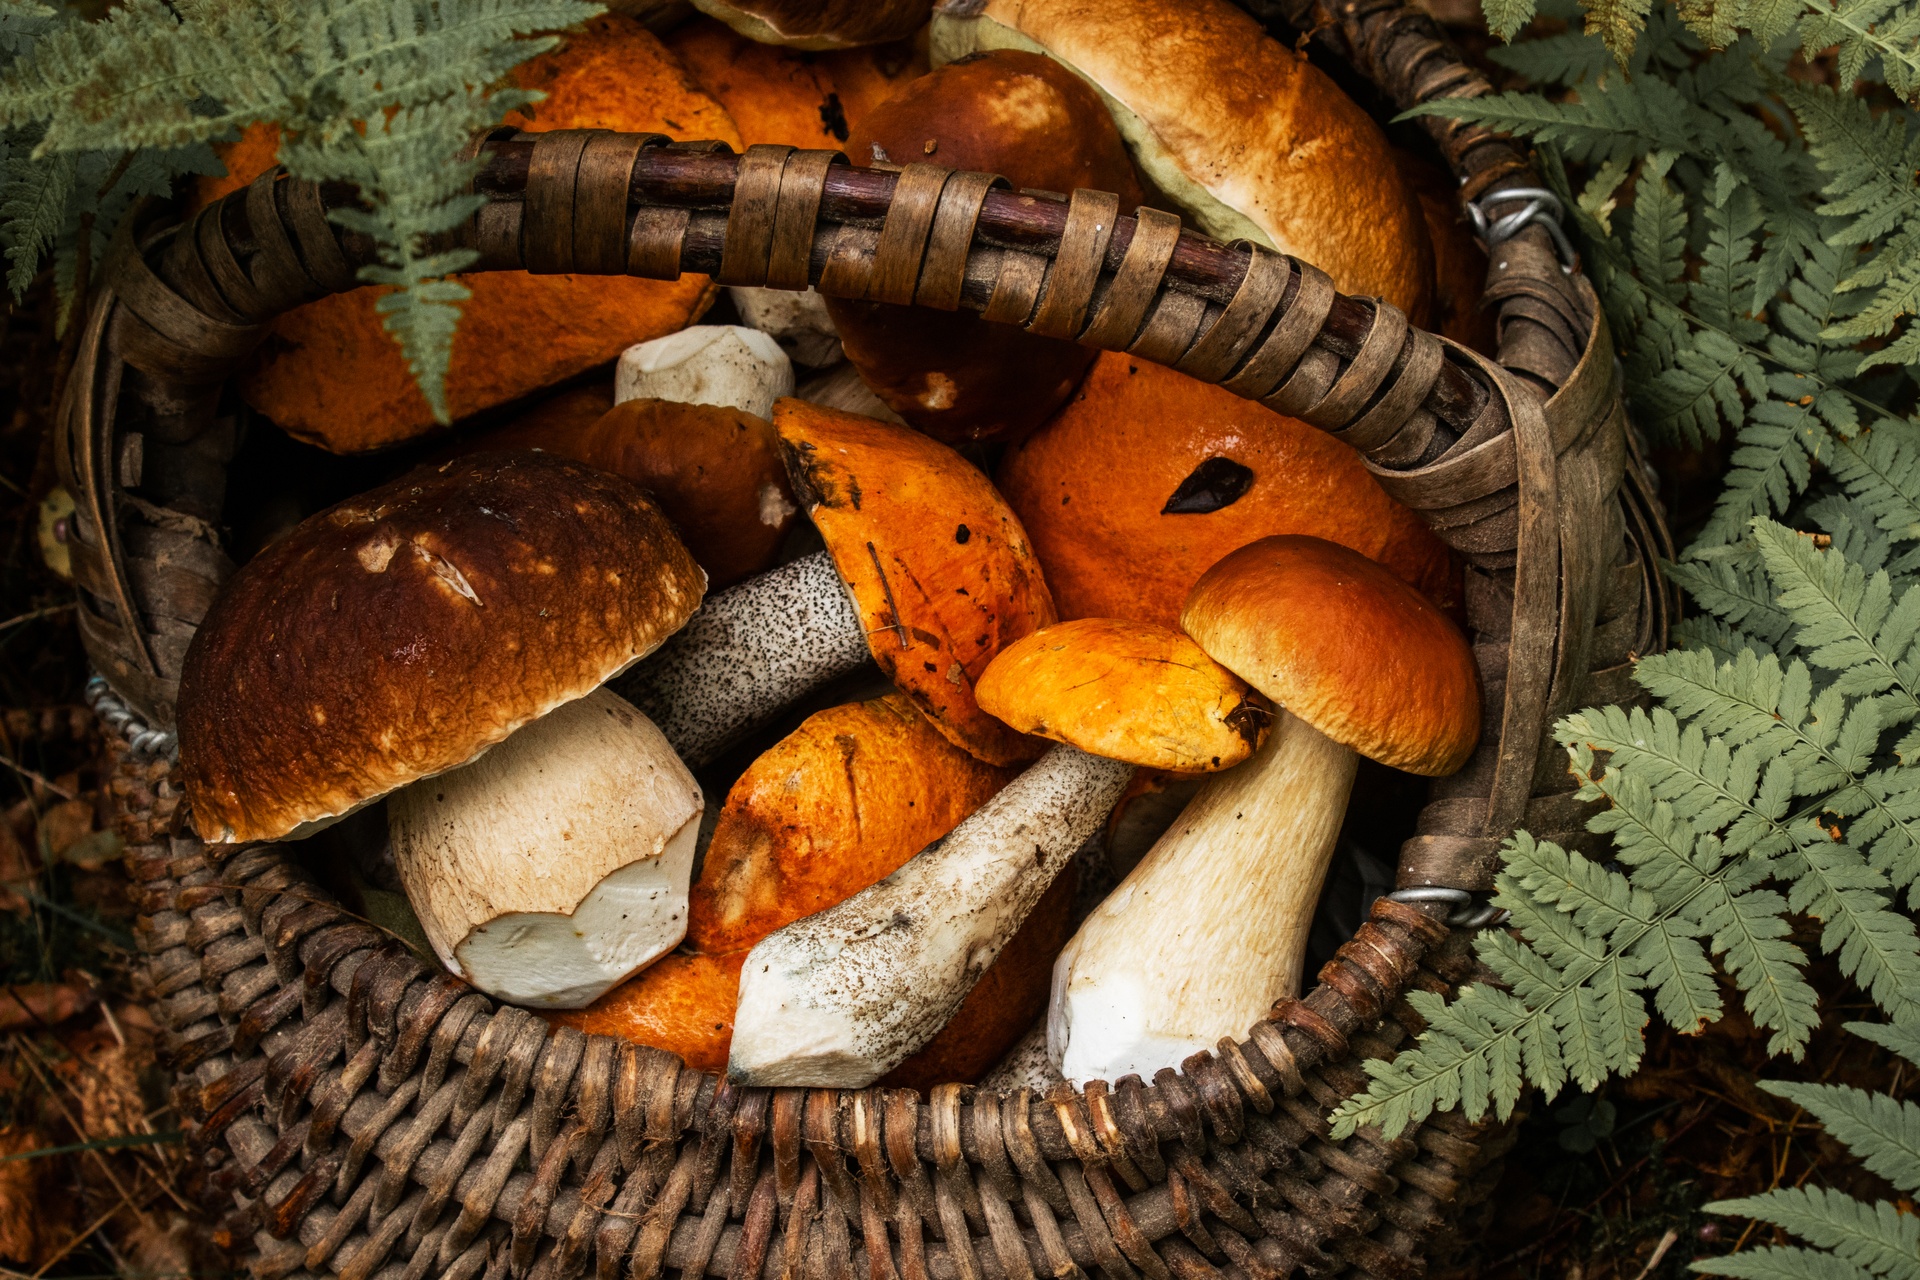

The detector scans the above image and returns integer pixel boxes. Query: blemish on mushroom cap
[176,452,706,844]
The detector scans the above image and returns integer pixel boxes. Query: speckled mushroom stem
[1048,709,1356,1085]
[615,550,870,767]
[727,744,1134,1087]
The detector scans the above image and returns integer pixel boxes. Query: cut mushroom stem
[616,549,870,768]
[728,743,1133,1086]
[1050,710,1352,1081]
[615,325,794,419]
[388,687,704,1009]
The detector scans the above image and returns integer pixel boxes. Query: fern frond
[1704,1188,1920,1280]
[1760,1078,1920,1193]
[1694,1245,1879,1280]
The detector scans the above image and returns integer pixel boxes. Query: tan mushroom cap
[774,398,1057,766]
[177,453,706,843]
[976,618,1269,772]
[1181,536,1478,777]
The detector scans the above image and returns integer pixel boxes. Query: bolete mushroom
[176,453,708,1008]
[1048,536,1478,1084]
[825,49,1148,445]
[726,616,1265,1086]
[998,350,1459,628]
[615,325,794,419]
[618,399,1056,767]
[550,692,1069,1082]
[691,0,931,49]
[931,0,1432,320]
[222,15,740,452]
[466,396,800,587]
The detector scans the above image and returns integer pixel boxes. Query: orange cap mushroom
[998,351,1460,627]
[776,398,1057,766]
[976,618,1268,773]
[1050,536,1478,1084]
[217,16,739,453]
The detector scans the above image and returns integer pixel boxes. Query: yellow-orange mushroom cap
[1180,535,1478,777]
[976,618,1269,772]
[774,398,1057,767]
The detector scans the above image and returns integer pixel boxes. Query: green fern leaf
[1694,1245,1879,1280]
[1760,1078,1920,1193]
[1704,1187,1920,1280]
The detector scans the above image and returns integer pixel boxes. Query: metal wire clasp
[1468,185,1578,274]
[86,675,177,761]
[1386,885,1509,929]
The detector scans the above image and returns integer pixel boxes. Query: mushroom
[1047,536,1478,1085]
[226,13,740,452]
[615,325,795,419]
[730,286,843,367]
[389,687,702,1007]
[618,399,1056,767]
[998,349,1458,628]
[826,49,1147,445]
[176,453,708,1008]
[690,0,931,49]
[550,691,1067,1083]
[466,396,800,587]
[931,0,1432,319]
[726,616,1267,1086]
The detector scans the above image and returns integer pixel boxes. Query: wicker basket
[56,1,1673,1276]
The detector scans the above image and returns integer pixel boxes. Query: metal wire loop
[1469,185,1578,274]
[86,675,178,761]
[1384,886,1509,929]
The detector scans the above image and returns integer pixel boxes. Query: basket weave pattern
[58,3,1672,1276]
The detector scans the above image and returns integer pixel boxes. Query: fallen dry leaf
[37,795,94,859]
[0,1126,60,1265]
[0,983,92,1031]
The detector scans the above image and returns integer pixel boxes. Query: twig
[0,751,75,800]
[0,602,75,634]
[1629,1228,1680,1280]
[865,541,911,651]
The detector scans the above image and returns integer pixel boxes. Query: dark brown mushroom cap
[1181,535,1478,776]
[177,453,706,843]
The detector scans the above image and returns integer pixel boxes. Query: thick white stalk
[729,745,1133,1087]
[388,688,702,1009]
[1050,710,1357,1085]
[615,550,870,767]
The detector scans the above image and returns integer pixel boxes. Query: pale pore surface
[615,550,871,768]
[615,325,794,419]
[388,687,703,1008]
[1050,709,1356,1084]
[729,745,1133,1087]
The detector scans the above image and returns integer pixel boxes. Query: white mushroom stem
[1049,709,1356,1085]
[387,687,703,1010]
[615,550,870,767]
[615,325,794,418]
[729,286,843,368]
[729,745,1133,1086]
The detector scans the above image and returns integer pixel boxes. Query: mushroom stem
[616,550,871,767]
[388,687,704,1010]
[728,744,1132,1086]
[1048,708,1357,1085]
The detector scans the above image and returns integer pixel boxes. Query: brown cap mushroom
[728,611,1252,1086]
[826,49,1149,445]
[976,618,1269,773]
[932,0,1433,320]
[998,351,1460,627]
[691,0,931,49]
[467,396,800,588]
[616,400,1058,768]
[177,453,708,1007]
[1049,535,1477,1083]
[547,950,749,1073]
[221,15,739,452]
